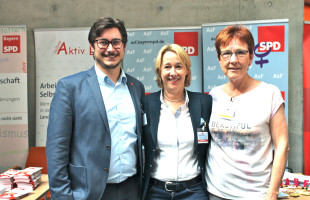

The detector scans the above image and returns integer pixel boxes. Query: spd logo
[2,35,21,53]
[257,25,285,52]
[174,32,198,56]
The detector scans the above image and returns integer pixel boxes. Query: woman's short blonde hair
[154,44,192,88]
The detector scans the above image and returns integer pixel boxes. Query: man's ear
[90,43,94,54]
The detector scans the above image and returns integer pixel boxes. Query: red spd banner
[2,35,21,53]
[174,32,199,56]
[257,25,285,52]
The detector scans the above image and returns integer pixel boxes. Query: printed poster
[124,27,203,93]
[34,28,93,146]
[202,19,289,118]
[34,27,203,146]
[0,25,28,173]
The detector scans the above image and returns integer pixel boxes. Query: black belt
[150,176,202,192]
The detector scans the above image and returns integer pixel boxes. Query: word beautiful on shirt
[210,120,251,132]
[210,120,263,152]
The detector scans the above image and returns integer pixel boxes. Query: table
[278,172,310,199]
[278,193,310,199]
[17,174,310,200]
[282,196,310,199]
[21,174,49,200]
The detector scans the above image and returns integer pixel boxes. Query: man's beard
[94,52,122,70]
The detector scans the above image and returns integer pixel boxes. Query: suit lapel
[149,92,161,146]
[126,77,142,132]
[86,67,110,133]
[188,92,201,150]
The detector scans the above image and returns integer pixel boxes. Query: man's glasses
[220,50,249,61]
[95,39,123,49]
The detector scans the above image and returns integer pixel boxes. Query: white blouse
[151,91,200,181]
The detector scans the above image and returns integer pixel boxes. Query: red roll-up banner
[303,22,310,175]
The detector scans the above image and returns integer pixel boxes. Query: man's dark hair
[88,17,127,47]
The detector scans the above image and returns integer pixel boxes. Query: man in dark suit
[46,17,145,200]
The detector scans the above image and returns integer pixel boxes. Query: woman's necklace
[164,93,185,102]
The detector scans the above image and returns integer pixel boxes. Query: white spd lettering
[3,46,18,53]
[182,46,195,55]
[259,41,281,51]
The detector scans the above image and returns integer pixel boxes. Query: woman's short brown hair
[215,25,254,60]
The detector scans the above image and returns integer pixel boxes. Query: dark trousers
[101,175,139,200]
[146,181,208,200]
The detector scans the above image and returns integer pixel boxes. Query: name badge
[219,104,235,120]
[197,128,208,144]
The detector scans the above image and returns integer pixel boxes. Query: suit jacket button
[104,168,109,172]
[106,145,111,150]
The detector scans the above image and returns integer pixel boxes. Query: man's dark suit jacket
[46,66,145,200]
[141,90,212,200]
